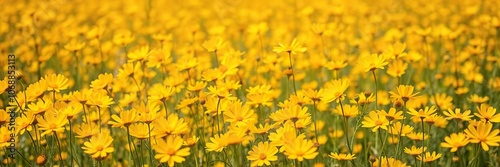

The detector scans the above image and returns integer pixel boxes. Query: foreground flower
[82,133,114,160]
[37,111,68,137]
[357,53,389,72]
[440,133,469,152]
[417,151,442,163]
[283,138,318,161]
[474,104,500,123]
[389,85,419,102]
[372,157,408,167]
[247,142,279,167]
[464,121,500,151]
[42,74,69,92]
[362,110,389,132]
[272,38,307,55]
[321,79,350,103]
[404,146,426,157]
[329,152,356,161]
[108,109,139,128]
[153,135,191,167]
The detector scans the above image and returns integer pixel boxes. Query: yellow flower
[272,38,307,55]
[153,113,188,138]
[441,133,469,152]
[404,145,426,157]
[108,109,139,128]
[464,121,500,151]
[321,79,350,103]
[417,151,442,163]
[36,111,68,137]
[387,59,408,78]
[356,53,389,72]
[129,123,152,140]
[443,108,472,122]
[153,135,190,167]
[388,85,419,102]
[224,100,255,126]
[247,142,279,167]
[283,138,318,161]
[408,106,437,120]
[372,157,408,167]
[202,37,226,52]
[82,133,114,160]
[333,104,359,118]
[127,45,152,63]
[206,133,229,152]
[86,91,114,108]
[362,110,389,132]
[468,94,489,104]
[328,152,356,161]
[90,73,113,90]
[474,104,500,123]
[74,123,99,139]
[42,74,69,92]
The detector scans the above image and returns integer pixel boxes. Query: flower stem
[372,70,378,109]
[54,131,65,166]
[288,51,298,95]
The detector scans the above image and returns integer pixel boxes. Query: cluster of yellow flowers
[1,0,500,166]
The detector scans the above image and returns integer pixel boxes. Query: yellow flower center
[49,123,58,129]
[259,153,267,160]
[167,148,176,155]
[96,145,103,151]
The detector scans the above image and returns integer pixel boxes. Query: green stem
[54,131,65,166]
[372,70,378,109]
[288,51,298,95]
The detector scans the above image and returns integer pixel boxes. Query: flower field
[1,0,500,166]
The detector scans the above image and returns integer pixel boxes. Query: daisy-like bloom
[372,157,409,167]
[407,132,429,141]
[86,90,114,108]
[153,113,188,138]
[441,133,469,152]
[74,123,99,139]
[417,151,442,163]
[202,37,226,52]
[333,104,359,118]
[464,121,500,151]
[187,81,207,92]
[381,107,404,122]
[389,85,419,102]
[328,152,356,161]
[362,110,389,132]
[206,133,229,152]
[82,133,114,161]
[356,53,389,72]
[148,85,175,104]
[183,136,199,147]
[388,122,414,136]
[0,127,12,147]
[0,78,7,95]
[431,93,454,110]
[153,135,190,167]
[61,102,82,120]
[224,100,255,126]
[129,123,152,140]
[27,100,52,116]
[37,110,69,137]
[90,73,113,90]
[321,79,350,103]
[350,91,376,106]
[246,142,279,167]
[404,145,426,157]
[15,111,34,135]
[407,106,437,120]
[468,94,489,104]
[250,123,272,135]
[270,105,310,124]
[272,38,307,55]
[108,109,139,128]
[443,108,472,122]
[42,74,69,92]
[387,59,408,78]
[474,104,500,123]
[117,62,143,80]
[283,137,318,161]
[64,39,85,52]
[26,80,47,101]
[127,45,152,63]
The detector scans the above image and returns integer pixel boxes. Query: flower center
[95,145,103,151]
[167,148,176,155]
[259,153,267,160]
